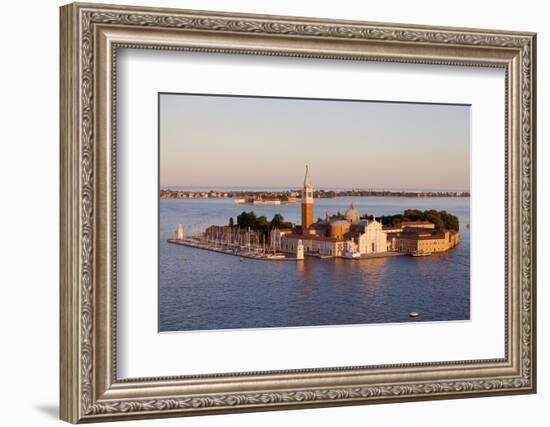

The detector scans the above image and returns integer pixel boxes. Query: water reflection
[356,257,388,288]
[295,258,312,280]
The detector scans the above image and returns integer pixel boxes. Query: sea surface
[159,196,470,332]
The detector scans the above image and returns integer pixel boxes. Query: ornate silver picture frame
[60,2,536,423]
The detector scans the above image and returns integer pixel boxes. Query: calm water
[159,197,470,332]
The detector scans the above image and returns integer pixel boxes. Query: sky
[159,93,470,191]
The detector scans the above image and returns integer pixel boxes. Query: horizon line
[160,185,470,192]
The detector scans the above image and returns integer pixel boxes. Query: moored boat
[410,250,431,257]
[343,251,361,259]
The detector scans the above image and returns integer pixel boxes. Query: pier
[357,251,406,260]
[167,238,298,261]
[168,237,410,262]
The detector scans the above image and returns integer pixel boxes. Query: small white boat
[409,312,420,318]
[343,252,361,259]
[411,250,431,257]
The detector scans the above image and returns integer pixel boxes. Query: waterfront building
[282,233,344,257]
[395,228,460,254]
[349,219,387,254]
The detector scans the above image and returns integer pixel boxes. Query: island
[168,166,462,261]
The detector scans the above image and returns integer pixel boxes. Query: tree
[425,213,445,230]
[237,211,257,229]
[270,213,284,229]
[404,209,423,221]
[442,212,459,231]
[229,217,234,227]
[376,209,459,230]
[256,216,269,229]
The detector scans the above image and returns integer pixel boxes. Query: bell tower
[301,165,314,234]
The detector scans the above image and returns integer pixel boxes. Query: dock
[168,238,416,262]
[357,251,406,260]
[167,238,298,261]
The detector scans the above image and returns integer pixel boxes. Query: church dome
[344,202,360,223]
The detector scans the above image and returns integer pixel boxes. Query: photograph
[55,2,536,423]
[159,93,471,332]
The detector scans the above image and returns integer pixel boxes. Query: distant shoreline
[160,188,470,200]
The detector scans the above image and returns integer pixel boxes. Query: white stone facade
[355,220,387,254]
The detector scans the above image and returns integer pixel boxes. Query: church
[280,166,388,258]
